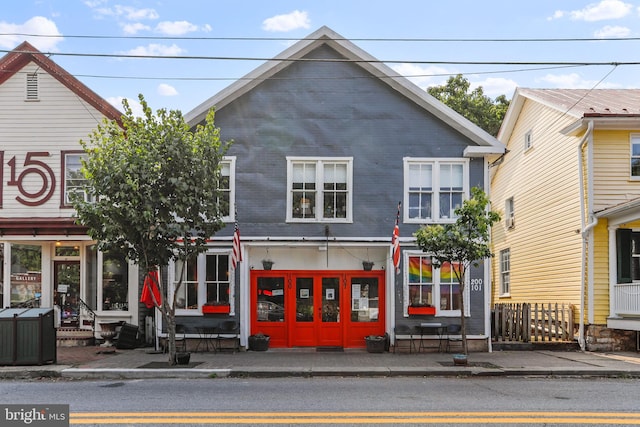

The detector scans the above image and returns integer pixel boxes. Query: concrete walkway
[3,346,640,380]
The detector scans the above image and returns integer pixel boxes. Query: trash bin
[0,308,56,365]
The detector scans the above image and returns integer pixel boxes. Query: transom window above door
[286,157,353,222]
[403,158,469,223]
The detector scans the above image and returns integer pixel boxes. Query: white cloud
[0,16,62,50]
[470,77,518,99]
[157,83,178,96]
[262,10,310,32]
[107,96,144,117]
[121,43,185,57]
[121,22,150,35]
[594,25,631,37]
[570,0,632,21]
[202,24,212,32]
[547,10,565,20]
[391,63,455,88]
[90,4,158,21]
[536,72,620,88]
[155,21,198,35]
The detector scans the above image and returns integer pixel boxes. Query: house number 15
[7,152,56,206]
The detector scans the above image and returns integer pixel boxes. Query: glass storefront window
[257,277,285,322]
[351,277,378,322]
[86,245,97,310]
[10,244,42,308]
[102,251,129,311]
[296,278,314,322]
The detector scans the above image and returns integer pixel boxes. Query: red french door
[250,270,384,348]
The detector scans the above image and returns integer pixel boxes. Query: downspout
[578,120,595,351]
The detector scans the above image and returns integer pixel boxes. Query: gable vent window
[524,130,533,152]
[26,73,39,101]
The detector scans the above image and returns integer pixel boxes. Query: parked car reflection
[258,301,284,321]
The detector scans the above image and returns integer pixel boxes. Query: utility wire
[6,32,640,43]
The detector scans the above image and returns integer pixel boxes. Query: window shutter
[617,228,632,283]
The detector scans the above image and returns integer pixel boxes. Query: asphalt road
[2,377,639,425]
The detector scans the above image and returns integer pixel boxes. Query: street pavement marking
[70,411,640,425]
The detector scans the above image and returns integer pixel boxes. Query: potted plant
[202,301,231,314]
[364,335,386,353]
[262,259,274,270]
[175,351,191,365]
[248,332,270,351]
[362,261,374,271]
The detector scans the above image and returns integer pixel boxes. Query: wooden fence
[492,303,575,342]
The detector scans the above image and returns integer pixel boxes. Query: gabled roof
[185,26,504,157]
[499,88,640,141]
[0,41,122,122]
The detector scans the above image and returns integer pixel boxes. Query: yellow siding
[592,129,640,211]
[591,219,609,324]
[491,99,583,306]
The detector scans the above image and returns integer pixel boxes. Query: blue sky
[3,0,640,116]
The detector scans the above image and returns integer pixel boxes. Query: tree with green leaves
[428,74,510,137]
[414,187,500,355]
[73,94,232,365]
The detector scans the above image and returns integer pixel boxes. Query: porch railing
[613,283,640,316]
[492,303,575,343]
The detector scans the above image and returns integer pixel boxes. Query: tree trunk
[164,308,178,365]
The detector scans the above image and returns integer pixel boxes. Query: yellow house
[491,88,640,351]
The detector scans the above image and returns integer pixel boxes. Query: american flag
[392,202,401,274]
[231,218,242,270]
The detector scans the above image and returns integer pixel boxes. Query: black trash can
[0,308,56,365]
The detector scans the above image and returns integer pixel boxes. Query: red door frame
[250,270,385,348]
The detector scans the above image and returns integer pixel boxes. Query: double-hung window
[631,135,640,178]
[500,248,510,295]
[62,151,92,206]
[404,158,468,222]
[170,251,234,313]
[287,157,352,222]
[404,253,467,316]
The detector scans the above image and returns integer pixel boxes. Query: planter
[262,260,274,270]
[248,334,270,351]
[362,261,374,271]
[365,335,386,353]
[453,354,468,366]
[175,352,191,365]
[202,304,230,314]
[408,306,436,315]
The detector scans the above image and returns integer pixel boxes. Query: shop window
[350,277,379,322]
[205,253,230,305]
[102,251,129,311]
[10,244,42,308]
[404,254,464,316]
[257,277,285,322]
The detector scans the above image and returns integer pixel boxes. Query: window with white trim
[505,197,515,228]
[63,152,93,206]
[500,248,510,295]
[404,158,468,222]
[170,251,233,313]
[404,253,467,316]
[287,157,352,222]
[524,130,533,151]
[219,158,235,220]
[631,135,640,178]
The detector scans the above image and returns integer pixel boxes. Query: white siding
[0,62,110,218]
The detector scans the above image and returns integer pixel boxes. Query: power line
[2,48,637,66]
[6,32,640,43]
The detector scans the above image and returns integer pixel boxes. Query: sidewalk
[3,346,640,380]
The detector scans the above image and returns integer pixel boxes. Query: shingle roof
[518,88,640,118]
